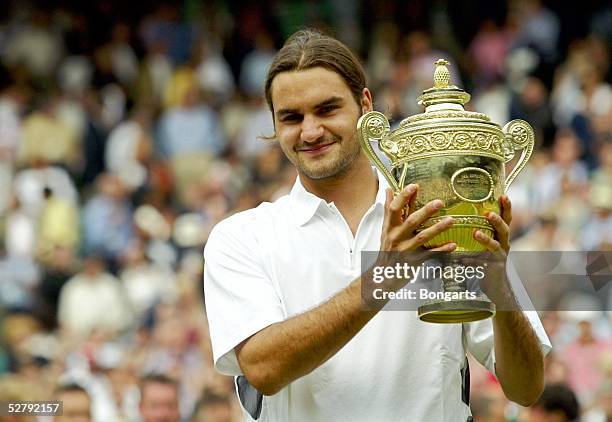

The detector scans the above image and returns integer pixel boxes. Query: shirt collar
[290,167,391,226]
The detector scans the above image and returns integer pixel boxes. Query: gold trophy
[357,59,534,323]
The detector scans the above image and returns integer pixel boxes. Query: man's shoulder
[220,194,290,226]
[207,195,292,245]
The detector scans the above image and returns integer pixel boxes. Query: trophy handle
[502,119,535,193]
[357,111,399,192]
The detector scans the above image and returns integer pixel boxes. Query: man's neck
[300,155,379,234]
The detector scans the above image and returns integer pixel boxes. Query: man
[204,29,550,421]
[525,384,580,422]
[192,389,233,422]
[53,384,91,422]
[139,374,181,422]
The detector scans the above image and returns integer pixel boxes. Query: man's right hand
[379,183,455,255]
[381,184,456,252]
[364,184,456,300]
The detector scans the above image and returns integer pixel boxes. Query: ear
[360,88,373,114]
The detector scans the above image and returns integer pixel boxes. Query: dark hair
[264,29,367,116]
[195,388,231,410]
[139,373,179,400]
[53,383,90,397]
[535,384,580,421]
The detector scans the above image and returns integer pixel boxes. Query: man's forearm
[235,274,379,396]
[493,310,544,406]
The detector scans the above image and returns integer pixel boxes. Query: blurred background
[0,0,610,421]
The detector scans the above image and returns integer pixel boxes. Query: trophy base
[418,299,495,324]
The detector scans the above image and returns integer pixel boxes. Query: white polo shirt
[203,171,551,422]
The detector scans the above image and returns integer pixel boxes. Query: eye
[280,113,302,123]
[318,105,339,115]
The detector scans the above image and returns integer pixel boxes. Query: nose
[300,115,324,143]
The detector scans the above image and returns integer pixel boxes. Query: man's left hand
[474,194,511,254]
[473,195,517,307]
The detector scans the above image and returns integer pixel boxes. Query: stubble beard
[295,134,362,180]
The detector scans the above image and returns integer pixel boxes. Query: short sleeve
[463,318,496,373]
[506,255,552,358]
[463,257,552,375]
[204,215,285,375]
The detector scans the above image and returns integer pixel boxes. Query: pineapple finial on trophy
[417,58,470,108]
[433,59,451,89]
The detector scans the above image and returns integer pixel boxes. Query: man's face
[54,390,91,422]
[194,403,232,422]
[139,382,180,422]
[270,67,371,180]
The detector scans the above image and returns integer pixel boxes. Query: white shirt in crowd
[58,271,132,336]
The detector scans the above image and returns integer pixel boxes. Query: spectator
[192,389,233,422]
[0,376,44,422]
[2,10,65,79]
[512,212,577,251]
[52,383,92,422]
[37,187,80,262]
[119,240,177,320]
[579,182,612,250]
[0,65,26,215]
[583,378,612,422]
[195,38,236,106]
[156,68,224,204]
[57,256,132,337]
[532,129,589,212]
[17,93,80,171]
[468,19,513,87]
[525,383,580,422]
[104,104,153,190]
[468,379,507,422]
[139,374,181,422]
[38,245,79,329]
[81,173,134,269]
[3,193,38,261]
[510,0,560,65]
[233,96,274,161]
[560,317,612,405]
[509,76,553,149]
[157,68,224,157]
[108,23,139,88]
[12,160,78,220]
[239,31,276,98]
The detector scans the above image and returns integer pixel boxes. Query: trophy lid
[417,59,470,109]
[401,58,491,125]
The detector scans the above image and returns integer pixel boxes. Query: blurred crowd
[0,0,610,421]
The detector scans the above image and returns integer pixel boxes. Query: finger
[382,188,393,232]
[487,211,510,252]
[399,198,445,235]
[406,184,419,217]
[430,242,457,252]
[499,195,512,225]
[397,216,454,249]
[388,184,418,227]
[474,230,501,252]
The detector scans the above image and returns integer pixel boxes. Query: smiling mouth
[298,142,336,153]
